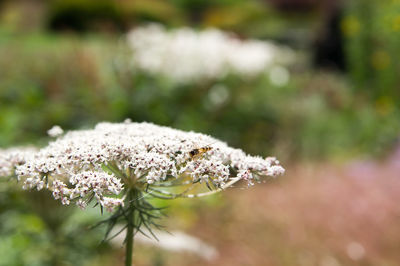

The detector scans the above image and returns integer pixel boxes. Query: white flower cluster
[46,171,124,211]
[13,121,284,211]
[0,147,37,177]
[127,24,292,83]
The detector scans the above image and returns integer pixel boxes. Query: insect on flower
[189,142,216,160]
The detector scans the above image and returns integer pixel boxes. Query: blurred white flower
[269,66,290,87]
[124,228,218,261]
[346,242,365,261]
[127,24,293,83]
[14,121,284,212]
[205,84,230,110]
[47,125,63,137]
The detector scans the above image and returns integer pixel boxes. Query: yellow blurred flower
[341,15,361,37]
[392,15,400,31]
[375,96,394,116]
[371,50,390,70]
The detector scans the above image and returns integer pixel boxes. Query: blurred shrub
[343,0,400,102]
[45,0,290,38]
[0,34,127,146]
[0,0,46,32]
[126,0,184,26]
[202,1,282,38]
[47,0,185,32]
[48,0,124,32]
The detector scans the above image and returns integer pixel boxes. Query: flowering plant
[1,121,284,265]
[127,24,293,83]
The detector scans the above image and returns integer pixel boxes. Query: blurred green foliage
[343,0,400,103]
[0,33,122,146]
[44,0,294,39]
[47,0,187,31]
[0,32,398,161]
[0,182,117,266]
[48,0,125,32]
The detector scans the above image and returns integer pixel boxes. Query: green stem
[125,190,135,266]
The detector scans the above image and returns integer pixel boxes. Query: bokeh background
[0,0,399,265]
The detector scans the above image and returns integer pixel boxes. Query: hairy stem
[125,189,135,266]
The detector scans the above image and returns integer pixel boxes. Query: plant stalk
[125,190,135,266]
